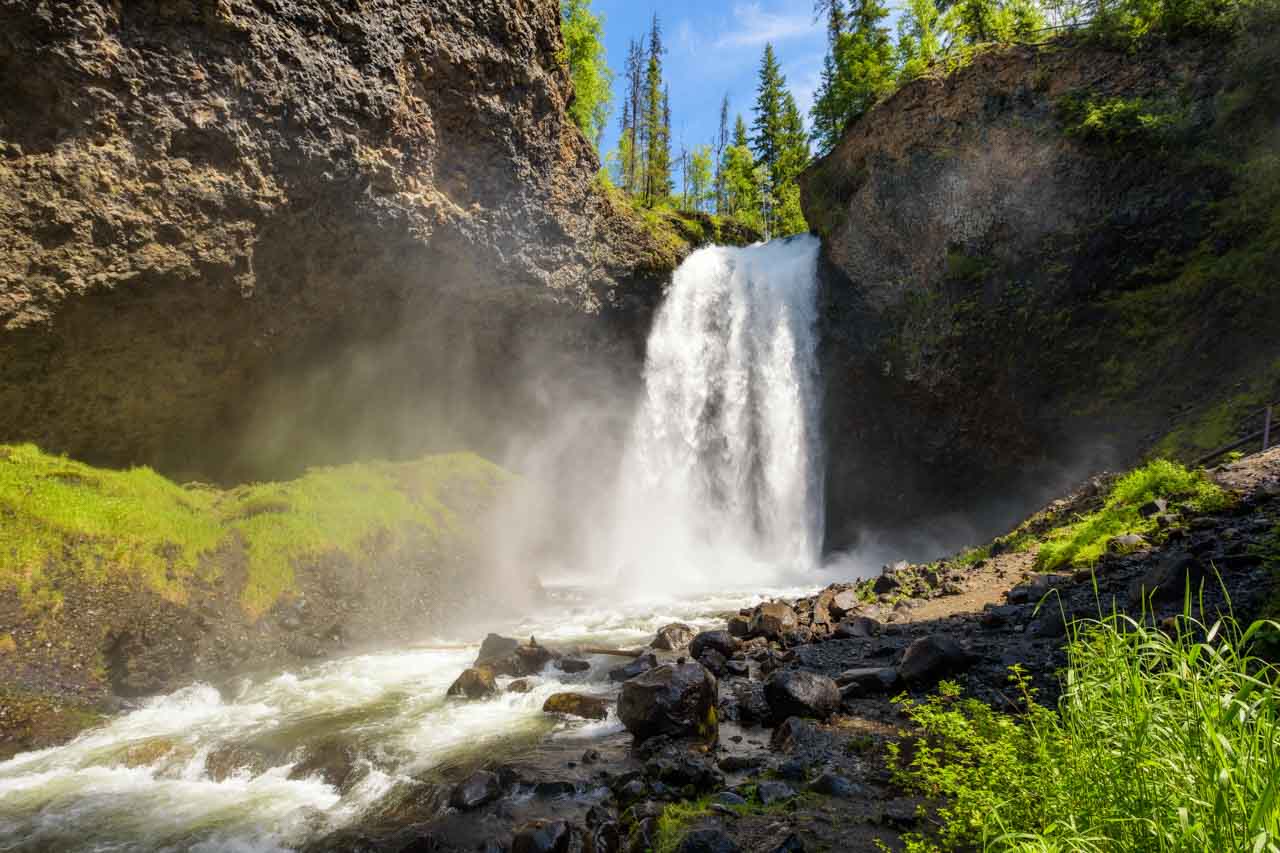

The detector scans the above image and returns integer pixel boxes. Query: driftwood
[577,646,646,658]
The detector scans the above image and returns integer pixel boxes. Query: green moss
[1035,459,1231,570]
[955,545,990,566]
[1058,93,1190,147]
[0,444,510,619]
[0,686,105,761]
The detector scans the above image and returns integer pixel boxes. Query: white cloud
[713,2,816,49]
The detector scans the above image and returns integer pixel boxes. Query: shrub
[892,611,1280,851]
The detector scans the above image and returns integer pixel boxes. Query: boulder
[643,744,724,791]
[479,638,561,678]
[618,662,718,742]
[757,780,797,805]
[749,602,798,639]
[507,678,534,694]
[512,819,571,853]
[449,770,501,810]
[719,679,771,724]
[543,693,609,721]
[1108,533,1149,553]
[898,636,977,685]
[447,667,498,699]
[1139,498,1169,518]
[833,616,880,639]
[828,587,862,619]
[476,633,520,665]
[835,667,899,694]
[690,630,738,660]
[676,827,741,853]
[609,653,658,682]
[1128,554,1205,604]
[555,658,591,674]
[697,649,729,677]
[727,615,752,637]
[764,670,840,722]
[809,771,862,798]
[652,623,697,651]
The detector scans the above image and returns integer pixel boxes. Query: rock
[652,623,697,651]
[757,780,797,805]
[828,588,862,618]
[555,658,591,674]
[449,770,501,810]
[644,746,724,791]
[719,679,771,724]
[898,636,977,685]
[1108,533,1149,553]
[1139,498,1169,518]
[809,771,861,798]
[835,667,900,694]
[834,616,881,639]
[507,679,534,694]
[715,791,748,807]
[512,819,571,853]
[447,667,498,699]
[205,745,269,782]
[1128,555,1205,604]
[609,653,659,683]
[718,754,765,773]
[750,603,799,639]
[770,717,825,753]
[676,827,741,853]
[618,662,718,742]
[727,615,751,637]
[764,670,840,722]
[725,659,749,678]
[476,634,520,665]
[771,835,805,853]
[543,693,609,721]
[698,649,729,677]
[690,631,739,660]
[872,570,901,595]
[288,736,359,790]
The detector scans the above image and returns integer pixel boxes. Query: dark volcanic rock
[676,827,741,853]
[750,602,799,639]
[719,679,771,724]
[476,634,520,665]
[835,667,900,694]
[764,670,841,722]
[757,780,797,805]
[507,678,534,694]
[898,636,978,685]
[512,819,571,853]
[543,693,609,721]
[609,653,659,683]
[652,623,697,651]
[833,616,881,639]
[618,662,718,742]
[449,770,501,810]
[1128,554,1205,604]
[555,658,591,674]
[447,667,497,699]
[690,631,739,660]
[727,615,752,637]
[697,649,729,677]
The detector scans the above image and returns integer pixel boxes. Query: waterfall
[604,235,824,591]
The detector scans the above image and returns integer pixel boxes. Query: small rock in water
[609,652,658,682]
[447,667,498,699]
[555,658,591,673]
[449,770,501,810]
[652,623,697,651]
[507,678,534,694]
[543,692,609,721]
[476,633,520,664]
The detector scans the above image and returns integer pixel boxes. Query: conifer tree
[750,45,810,236]
[713,94,731,214]
[641,15,671,206]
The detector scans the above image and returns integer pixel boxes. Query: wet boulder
[764,670,840,722]
[543,693,609,721]
[507,678,534,694]
[609,653,658,682]
[618,662,718,742]
[749,602,798,640]
[555,658,591,674]
[652,623,697,652]
[757,780,797,805]
[643,742,724,792]
[512,819,572,853]
[697,648,729,677]
[449,770,501,810]
[727,615,751,637]
[718,679,770,724]
[828,587,862,619]
[476,633,520,664]
[690,630,738,660]
[898,636,977,685]
[447,666,498,699]
[835,666,900,695]
[833,616,880,639]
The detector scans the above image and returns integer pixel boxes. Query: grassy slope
[0,443,510,620]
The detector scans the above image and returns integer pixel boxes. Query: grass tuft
[891,610,1280,852]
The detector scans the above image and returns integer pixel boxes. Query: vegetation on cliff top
[0,444,509,619]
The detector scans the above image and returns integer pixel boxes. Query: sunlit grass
[0,444,509,619]
[892,610,1280,852]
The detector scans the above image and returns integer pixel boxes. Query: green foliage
[560,0,613,149]
[1035,460,1231,570]
[750,44,811,236]
[682,144,715,213]
[648,786,809,852]
[1059,94,1189,147]
[956,545,991,566]
[893,613,1280,851]
[811,0,897,155]
[0,444,509,619]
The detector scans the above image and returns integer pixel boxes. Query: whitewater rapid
[605,235,824,591]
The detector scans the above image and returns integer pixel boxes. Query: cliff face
[0,0,683,480]
[803,34,1280,550]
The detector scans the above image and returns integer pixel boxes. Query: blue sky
[592,0,830,165]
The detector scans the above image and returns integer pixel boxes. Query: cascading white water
[603,235,824,591]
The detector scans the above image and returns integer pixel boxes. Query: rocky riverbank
[292,449,1279,852]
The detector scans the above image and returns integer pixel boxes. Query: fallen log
[578,646,646,658]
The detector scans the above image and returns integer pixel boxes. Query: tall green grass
[1035,460,1231,571]
[891,611,1280,852]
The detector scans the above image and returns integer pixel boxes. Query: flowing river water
[0,237,828,852]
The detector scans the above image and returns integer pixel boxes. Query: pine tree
[641,15,671,206]
[809,0,895,155]
[713,94,730,214]
[750,45,809,236]
[621,37,645,193]
[750,44,788,189]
